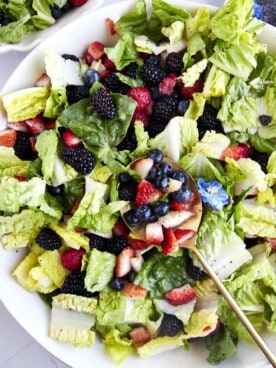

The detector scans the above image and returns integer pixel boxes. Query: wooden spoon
[122,158,276,367]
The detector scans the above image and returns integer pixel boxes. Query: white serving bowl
[0,1,275,367]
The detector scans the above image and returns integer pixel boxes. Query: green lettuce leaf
[103,329,133,365]
[115,0,148,36]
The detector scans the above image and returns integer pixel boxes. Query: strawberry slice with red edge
[35,73,51,88]
[174,229,195,246]
[145,222,164,244]
[25,115,46,135]
[106,17,116,35]
[135,179,162,205]
[129,326,151,346]
[62,129,81,148]
[113,218,130,237]
[161,227,178,255]
[7,121,29,132]
[115,246,135,278]
[164,284,197,306]
[221,144,252,161]
[124,283,148,299]
[127,236,149,250]
[0,129,17,147]
[68,0,87,7]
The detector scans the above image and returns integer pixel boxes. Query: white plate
[0,0,103,53]
[0,1,275,367]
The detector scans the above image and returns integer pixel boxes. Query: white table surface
[0,1,222,368]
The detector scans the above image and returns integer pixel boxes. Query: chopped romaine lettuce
[103,329,134,365]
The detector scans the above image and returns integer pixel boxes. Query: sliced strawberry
[87,41,105,61]
[130,110,149,128]
[14,175,27,182]
[161,227,178,255]
[133,157,153,178]
[127,87,151,111]
[266,237,276,252]
[135,179,162,205]
[124,283,148,299]
[130,255,144,272]
[35,73,51,88]
[115,246,135,278]
[180,79,203,100]
[158,210,195,228]
[164,284,197,306]
[29,136,37,152]
[68,0,87,6]
[7,121,29,132]
[61,248,86,271]
[127,236,149,250]
[45,118,56,130]
[170,200,190,211]
[145,222,164,244]
[174,229,195,245]
[159,74,177,96]
[221,144,252,161]
[25,115,46,135]
[113,218,130,237]
[62,129,81,148]
[106,17,116,35]
[129,326,151,345]
[0,129,17,147]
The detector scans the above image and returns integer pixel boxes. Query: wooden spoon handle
[192,246,276,367]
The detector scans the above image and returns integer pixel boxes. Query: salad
[0,0,89,45]
[0,0,275,366]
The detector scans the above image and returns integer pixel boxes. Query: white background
[0,1,223,367]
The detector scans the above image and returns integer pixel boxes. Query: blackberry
[104,73,128,94]
[61,271,94,297]
[152,93,178,122]
[186,254,207,280]
[197,104,224,139]
[147,119,167,138]
[92,88,116,119]
[159,314,183,337]
[36,228,62,250]
[244,236,259,249]
[14,132,37,161]
[145,54,160,67]
[118,180,138,201]
[165,52,183,75]
[141,64,166,86]
[62,147,96,174]
[150,86,162,101]
[117,129,137,151]
[66,85,90,104]
[256,0,276,26]
[87,233,109,252]
[108,236,128,255]
[249,150,269,173]
[123,62,138,79]
[62,54,79,62]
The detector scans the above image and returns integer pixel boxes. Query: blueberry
[259,114,272,126]
[170,187,192,202]
[134,205,152,222]
[109,277,124,291]
[47,184,64,196]
[124,209,140,226]
[155,175,170,191]
[153,201,170,217]
[177,100,190,116]
[170,170,188,185]
[128,271,137,282]
[148,149,164,164]
[159,162,172,175]
[118,172,133,183]
[147,166,162,182]
[83,69,100,86]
